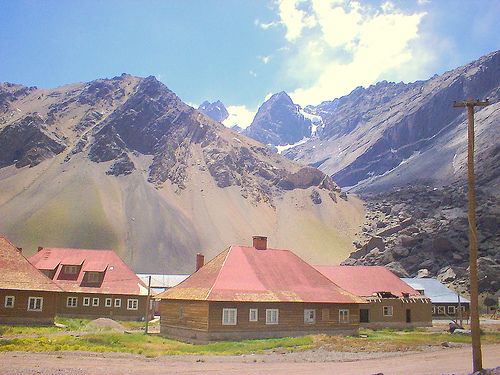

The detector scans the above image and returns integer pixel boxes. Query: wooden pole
[145,275,151,335]
[458,293,462,327]
[453,98,488,373]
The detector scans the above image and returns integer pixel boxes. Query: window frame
[127,298,138,310]
[92,297,100,307]
[304,309,316,324]
[265,308,279,325]
[383,305,393,317]
[222,308,238,325]
[339,309,350,324]
[249,308,258,322]
[114,298,122,308]
[83,297,91,306]
[66,296,78,308]
[86,272,101,283]
[432,305,436,315]
[27,297,43,312]
[437,306,445,314]
[447,305,456,315]
[4,295,15,308]
[105,298,112,307]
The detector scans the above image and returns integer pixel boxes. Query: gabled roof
[157,245,364,304]
[0,236,62,292]
[29,247,148,296]
[402,278,470,304]
[314,265,419,298]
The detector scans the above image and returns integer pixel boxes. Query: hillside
[0,75,364,273]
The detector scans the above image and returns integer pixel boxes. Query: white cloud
[258,55,271,64]
[265,0,428,105]
[255,19,279,30]
[223,105,256,129]
[249,70,258,77]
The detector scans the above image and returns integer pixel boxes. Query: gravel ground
[1,345,499,375]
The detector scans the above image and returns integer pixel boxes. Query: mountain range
[0,75,363,273]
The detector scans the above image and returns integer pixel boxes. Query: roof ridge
[205,246,232,300]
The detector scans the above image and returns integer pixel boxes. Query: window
[114,298,122,308]
[321,308,330,321]
[304,309,316,324]
[266,309,279,325]
[4,296,15,308]
[63,265,79,274]
[83,297,90,306]
[86,272,101,283]
[127,299,138,310]
[28,297,43,311]
[339,309,350,324]
[383,306,393,317]
[432,306,436,315]
[67,296,78,308]
[222,308,237,325]
[92,297,99,307]
[105,298,112,307]
[447,306,456,315]
[437,306,445,314]
[249,308,258,322]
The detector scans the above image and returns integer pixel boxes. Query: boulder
[384,261,410,277]
[392,246,410,257]
[437,266,457,283]
[417,268,430,278]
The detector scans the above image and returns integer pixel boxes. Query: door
[360,309,369,323]
[406,309,411,323]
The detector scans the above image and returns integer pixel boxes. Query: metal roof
[402,278,470,304]
[30,248,148,296]
[157,245,365,304]
[136,274,189,288]
[0,236,62,292]
[315,266,420,297]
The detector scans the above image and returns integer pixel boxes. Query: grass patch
[0,333,314,357]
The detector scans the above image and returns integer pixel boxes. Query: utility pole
[144,275,152,335]
[453,98,489,373]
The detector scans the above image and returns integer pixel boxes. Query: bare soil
[1,344,498,375]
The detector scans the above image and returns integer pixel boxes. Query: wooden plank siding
[0,289,57,325]
[56,293,149,321]
[361,299,432,328]
[161,300,210,331]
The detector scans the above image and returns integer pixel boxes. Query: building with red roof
[157,236,365,342]
[30,247,152,321]
[0,236,62,325]
[314,265,432,328]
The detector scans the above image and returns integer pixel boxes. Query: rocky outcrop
[198,100,229,122]
[343,185,499,294]
[0,114,66,168]
[243,91,311,146]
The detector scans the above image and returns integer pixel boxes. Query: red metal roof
[29,248,147,296]
[0,236,62,292]
[314,265,419,297]
[158,245,364,304]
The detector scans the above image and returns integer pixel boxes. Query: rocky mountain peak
[198,100,229,122]
[243,91,312,147]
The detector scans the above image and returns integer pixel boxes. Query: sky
[1,0,499,128]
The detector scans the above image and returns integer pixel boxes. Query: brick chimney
[196,253,205,271]
[252,236,267,250]
[37,246,43,252]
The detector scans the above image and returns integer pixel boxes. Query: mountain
[243,91,319,147]
[198,100,229,123]
[282,51,500,297]
[286,51,500,192]
[0,75,364,273]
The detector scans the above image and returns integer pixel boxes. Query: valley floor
[1,345,499,375]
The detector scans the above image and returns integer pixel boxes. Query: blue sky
[1,0,499,127]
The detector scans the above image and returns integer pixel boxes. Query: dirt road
[0,345,498,375]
